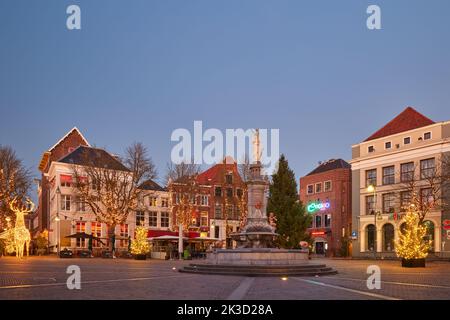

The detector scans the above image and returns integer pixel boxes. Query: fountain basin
[206,248,309,266]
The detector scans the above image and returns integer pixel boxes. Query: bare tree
[164,161,200,186]
[238,155,252,183]
[396,155,450,224]
[71,143,156,252]
[0,146,32,228]
[168,176,200,232]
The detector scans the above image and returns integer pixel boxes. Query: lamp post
[56,186,61,256]
[367,185,378,259]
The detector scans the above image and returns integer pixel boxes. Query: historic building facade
[300,159,352,257]
[351,107,450,258]
[169,157,247,247]
[38,128,170,254]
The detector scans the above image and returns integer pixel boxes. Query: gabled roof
[58,146,130,172]
[306,159,351,176]
[139,179,166,192]
[196,162,242,185]
[364,107,435,142]
[48,127,90,151]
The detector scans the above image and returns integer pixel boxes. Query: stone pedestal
[206,248,309,266]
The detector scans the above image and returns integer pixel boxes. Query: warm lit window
[91,222,102,247]
[76,222,86,247]
[200,212,208,226]
[324,181,332,192]
[149,197,158,207]
[119,224,129,247]
[136,211,145,226]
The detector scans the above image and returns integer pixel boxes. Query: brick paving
[0,256,449,300]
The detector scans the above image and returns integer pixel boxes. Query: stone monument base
[206,248,309,266]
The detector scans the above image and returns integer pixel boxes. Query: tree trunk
[108,224,116,254]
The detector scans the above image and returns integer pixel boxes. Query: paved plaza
[0,256,449,300]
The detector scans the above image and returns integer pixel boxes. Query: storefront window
[366,224,375,252]
[383,224,394,252]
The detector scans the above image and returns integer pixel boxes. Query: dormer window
[404,137,411,145]
[385,142,392,150]
[424,132,432,140]
[368,146,375,153]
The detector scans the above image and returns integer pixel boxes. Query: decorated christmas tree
[395,208,431,261]
[130,226,150,256]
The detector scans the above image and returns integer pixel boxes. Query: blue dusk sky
[1,0,450,190]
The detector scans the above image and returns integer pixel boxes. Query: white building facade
[46,147,170,255]
[351,107,450,258]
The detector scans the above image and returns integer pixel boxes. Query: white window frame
[315,183,322,194]
[368,145,375,153]
[403,136,411,145]
[148,211,158,228]
[384,141,392,150]
[61,195,71,211]
[324,180,332,192]
[423,132,432,141]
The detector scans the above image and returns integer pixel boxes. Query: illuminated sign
[307,201,330,213]
[311,231,326,236]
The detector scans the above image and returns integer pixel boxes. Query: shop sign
[307,201,331,213]
[351,231,358,240]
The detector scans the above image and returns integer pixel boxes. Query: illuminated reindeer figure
[9,197,34,259]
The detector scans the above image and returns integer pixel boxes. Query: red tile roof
[364,107,435,142]
[196,162,242,185]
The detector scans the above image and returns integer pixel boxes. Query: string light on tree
[395,205,431,261]
[130,226,150,256]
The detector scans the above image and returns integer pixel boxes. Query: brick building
[36,127,90,236]
[169,157,247,247]
[299,159,352,257]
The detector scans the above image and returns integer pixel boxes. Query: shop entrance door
[315,242,325,255]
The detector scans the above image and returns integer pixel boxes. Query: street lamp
[367,184,378,259]
[56,186,61,256]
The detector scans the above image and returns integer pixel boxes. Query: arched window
[382,224,395,252]
[423,220,435,252]
[366,224,375,252]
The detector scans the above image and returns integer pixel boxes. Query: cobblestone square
[0,257,449,300]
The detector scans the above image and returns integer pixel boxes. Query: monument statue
[179,129,337,276]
